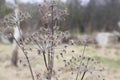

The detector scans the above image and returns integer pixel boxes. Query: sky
[6,0,90,5]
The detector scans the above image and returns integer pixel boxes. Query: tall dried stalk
[8,0,105,80]
[12,34,35,80]
[75,43,87,80]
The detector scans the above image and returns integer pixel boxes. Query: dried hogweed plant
[3,1,34,79]
[13,0,105,80]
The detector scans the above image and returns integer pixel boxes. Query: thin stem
[51,2,54,67]
[50,1,54,77]
[24,53,35,80]
[80,58,89,80]
[13,36,35,80]
[81,71,86,80]
[42,51,48,70]
[47,1,54,79]
[34,40,49,71]
[75,43,87,80]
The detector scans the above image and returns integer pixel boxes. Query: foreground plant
[13,0,105,80]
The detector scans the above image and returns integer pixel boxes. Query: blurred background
[0,0,120,45]
[0,0,120,80]
[0,0,120,32]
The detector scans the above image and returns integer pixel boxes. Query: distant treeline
[1,0,120,33]
[0,0,12,18]
[66,0,120,33]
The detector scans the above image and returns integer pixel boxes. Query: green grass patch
[94,56,120,68]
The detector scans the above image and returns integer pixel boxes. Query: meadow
[0,43,120,80]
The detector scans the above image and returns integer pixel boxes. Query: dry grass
[0,43,120,80]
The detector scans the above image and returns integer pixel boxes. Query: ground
[0,43,120,80]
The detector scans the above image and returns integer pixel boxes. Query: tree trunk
[11,40,18,66]
[11,3,21,66]
[11,26,21,66]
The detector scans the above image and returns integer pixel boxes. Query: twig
[75,43,87,80]
[13,36,35,80]
[80,58,89,80]
[42,50,49,70]
[81,71,87,80]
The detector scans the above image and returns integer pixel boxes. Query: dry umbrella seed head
[3,0,105,80]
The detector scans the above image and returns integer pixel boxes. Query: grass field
[0,43,120,80]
